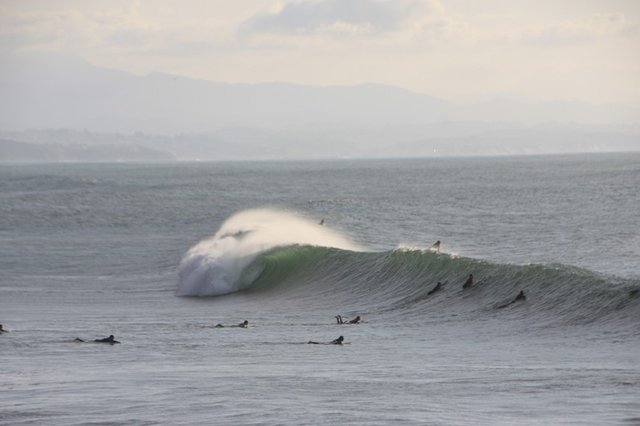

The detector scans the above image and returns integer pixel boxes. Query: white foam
[176,208,362,296]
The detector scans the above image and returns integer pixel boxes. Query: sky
[1,0,639,104]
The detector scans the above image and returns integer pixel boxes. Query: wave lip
[176,208,361,296]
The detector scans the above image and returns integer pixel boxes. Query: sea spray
[176,208,362,296]
[177,209,640,329]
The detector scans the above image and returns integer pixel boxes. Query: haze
[1,0,639,161]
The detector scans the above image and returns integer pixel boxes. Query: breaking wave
[177,209,640,328]
[176,208,362,296]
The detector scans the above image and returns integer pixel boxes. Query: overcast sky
[1,0,639,103]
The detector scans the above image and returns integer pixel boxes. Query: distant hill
[2,124,638,162]
[1,53,638,136]
[0,54,448,134]
[0,138,174,163]
[1,53,638,160]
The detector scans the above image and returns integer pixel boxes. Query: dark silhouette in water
[0,324,7,334]
[497,291,526,309]
[308,336,344,345]
[94,335,120,344]
[319,219,325,226]
[462,274,474,289]
[427,282,443,295]
[431,240,441,252]
[336,315,360,324]
[74,335,120,344]
[215,320,249,328]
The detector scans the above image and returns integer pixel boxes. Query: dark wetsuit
[309,336,344,345]
[337,315,360,324]
[215,321,248,328]
[94,335,120,344]
[427,282,442,295]
[462,274,473,289]
[498,291,526,309]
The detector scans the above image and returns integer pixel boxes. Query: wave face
[248,246,639,327]
[177,209,639,327]
[176,208,362,296]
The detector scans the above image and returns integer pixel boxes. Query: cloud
[240,0,443,37]
[237,1,639,50]
[0,2,240,55]
[499,13,638,46]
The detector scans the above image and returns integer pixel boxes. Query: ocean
[1,154,639,425]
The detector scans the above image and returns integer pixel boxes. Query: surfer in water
[462,274,474,289]
[427,282,443,295]
[74,335,120,344]
[431,240,441,252]
[319,218,325,226]
[497,291,526,309]
[215,320,249,328]
[94,335,120,344]
[0,324,7,334]
[308,336,344,345]
[336,315,360,324]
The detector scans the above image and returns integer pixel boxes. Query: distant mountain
[1,53,638,160]
[0,138,174,163]
[0,53,448,134]
[1,53,638,136]
[2,124,638,162]
[395,126,640,157]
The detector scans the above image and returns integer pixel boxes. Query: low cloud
[0,3,236,55]
[505,14,638,46]
[240,0,443,37]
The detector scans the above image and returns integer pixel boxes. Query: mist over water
[2,1,640,423]
[177,209,639,332]
[1,154,639,425]
[177,208,362,296]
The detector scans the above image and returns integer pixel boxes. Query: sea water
[1,154,639,425]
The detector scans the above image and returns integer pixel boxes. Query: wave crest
[176,208,361,296]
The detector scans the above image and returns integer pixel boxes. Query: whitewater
[1,154,639,425]
[177,208,638,329]
[177,208,363,296]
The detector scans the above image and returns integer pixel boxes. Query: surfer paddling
[336,315,360,324]
[215,320,249,328]
[73,335,120,344]
[427,282,443,295]
[462,274,474,289]
[94,335,120,344]
[308,336,344,345]
[497,291,526,309]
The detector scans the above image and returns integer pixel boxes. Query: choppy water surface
[1,154,639,425]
